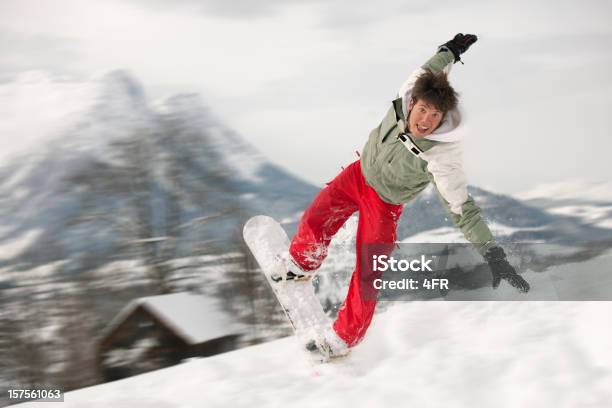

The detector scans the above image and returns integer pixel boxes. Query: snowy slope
[17,301,612,408]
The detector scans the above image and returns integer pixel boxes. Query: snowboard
[243,215,332,360]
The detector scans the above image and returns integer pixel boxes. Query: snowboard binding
[304,327,350,362]
[271,254,313,283]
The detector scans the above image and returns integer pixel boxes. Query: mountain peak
[95,69,149,114]
[156,93,213,128]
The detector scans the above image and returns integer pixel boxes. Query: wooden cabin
[97,292,242,381]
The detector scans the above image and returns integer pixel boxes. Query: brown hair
[411,70,458,113]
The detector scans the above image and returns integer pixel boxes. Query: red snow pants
[289,160,403,347]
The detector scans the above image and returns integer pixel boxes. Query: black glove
[484,246,530,293]
[439,33,478,63]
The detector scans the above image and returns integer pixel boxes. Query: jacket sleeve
[436,190,497,256]
[424,142,496,255]
[398,49,455,98]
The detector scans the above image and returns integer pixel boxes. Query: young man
[284,34,530,357]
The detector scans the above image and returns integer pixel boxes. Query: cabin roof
[101,292,241,345]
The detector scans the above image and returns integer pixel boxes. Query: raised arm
[398,33,478,98]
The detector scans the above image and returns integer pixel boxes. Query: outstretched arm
[431,176,530,293]
[398,33,478,98]
[430,171,531,293]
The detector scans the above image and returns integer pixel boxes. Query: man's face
[407,99,444,138]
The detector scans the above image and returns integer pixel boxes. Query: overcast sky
[1,0,611,194]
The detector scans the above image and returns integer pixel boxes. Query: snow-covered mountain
[0,71,318,271]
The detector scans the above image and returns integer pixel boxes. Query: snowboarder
[280,34,530,358]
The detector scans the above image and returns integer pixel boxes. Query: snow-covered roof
[101,292,242,345]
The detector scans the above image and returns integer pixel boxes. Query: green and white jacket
[360,49,495,255]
